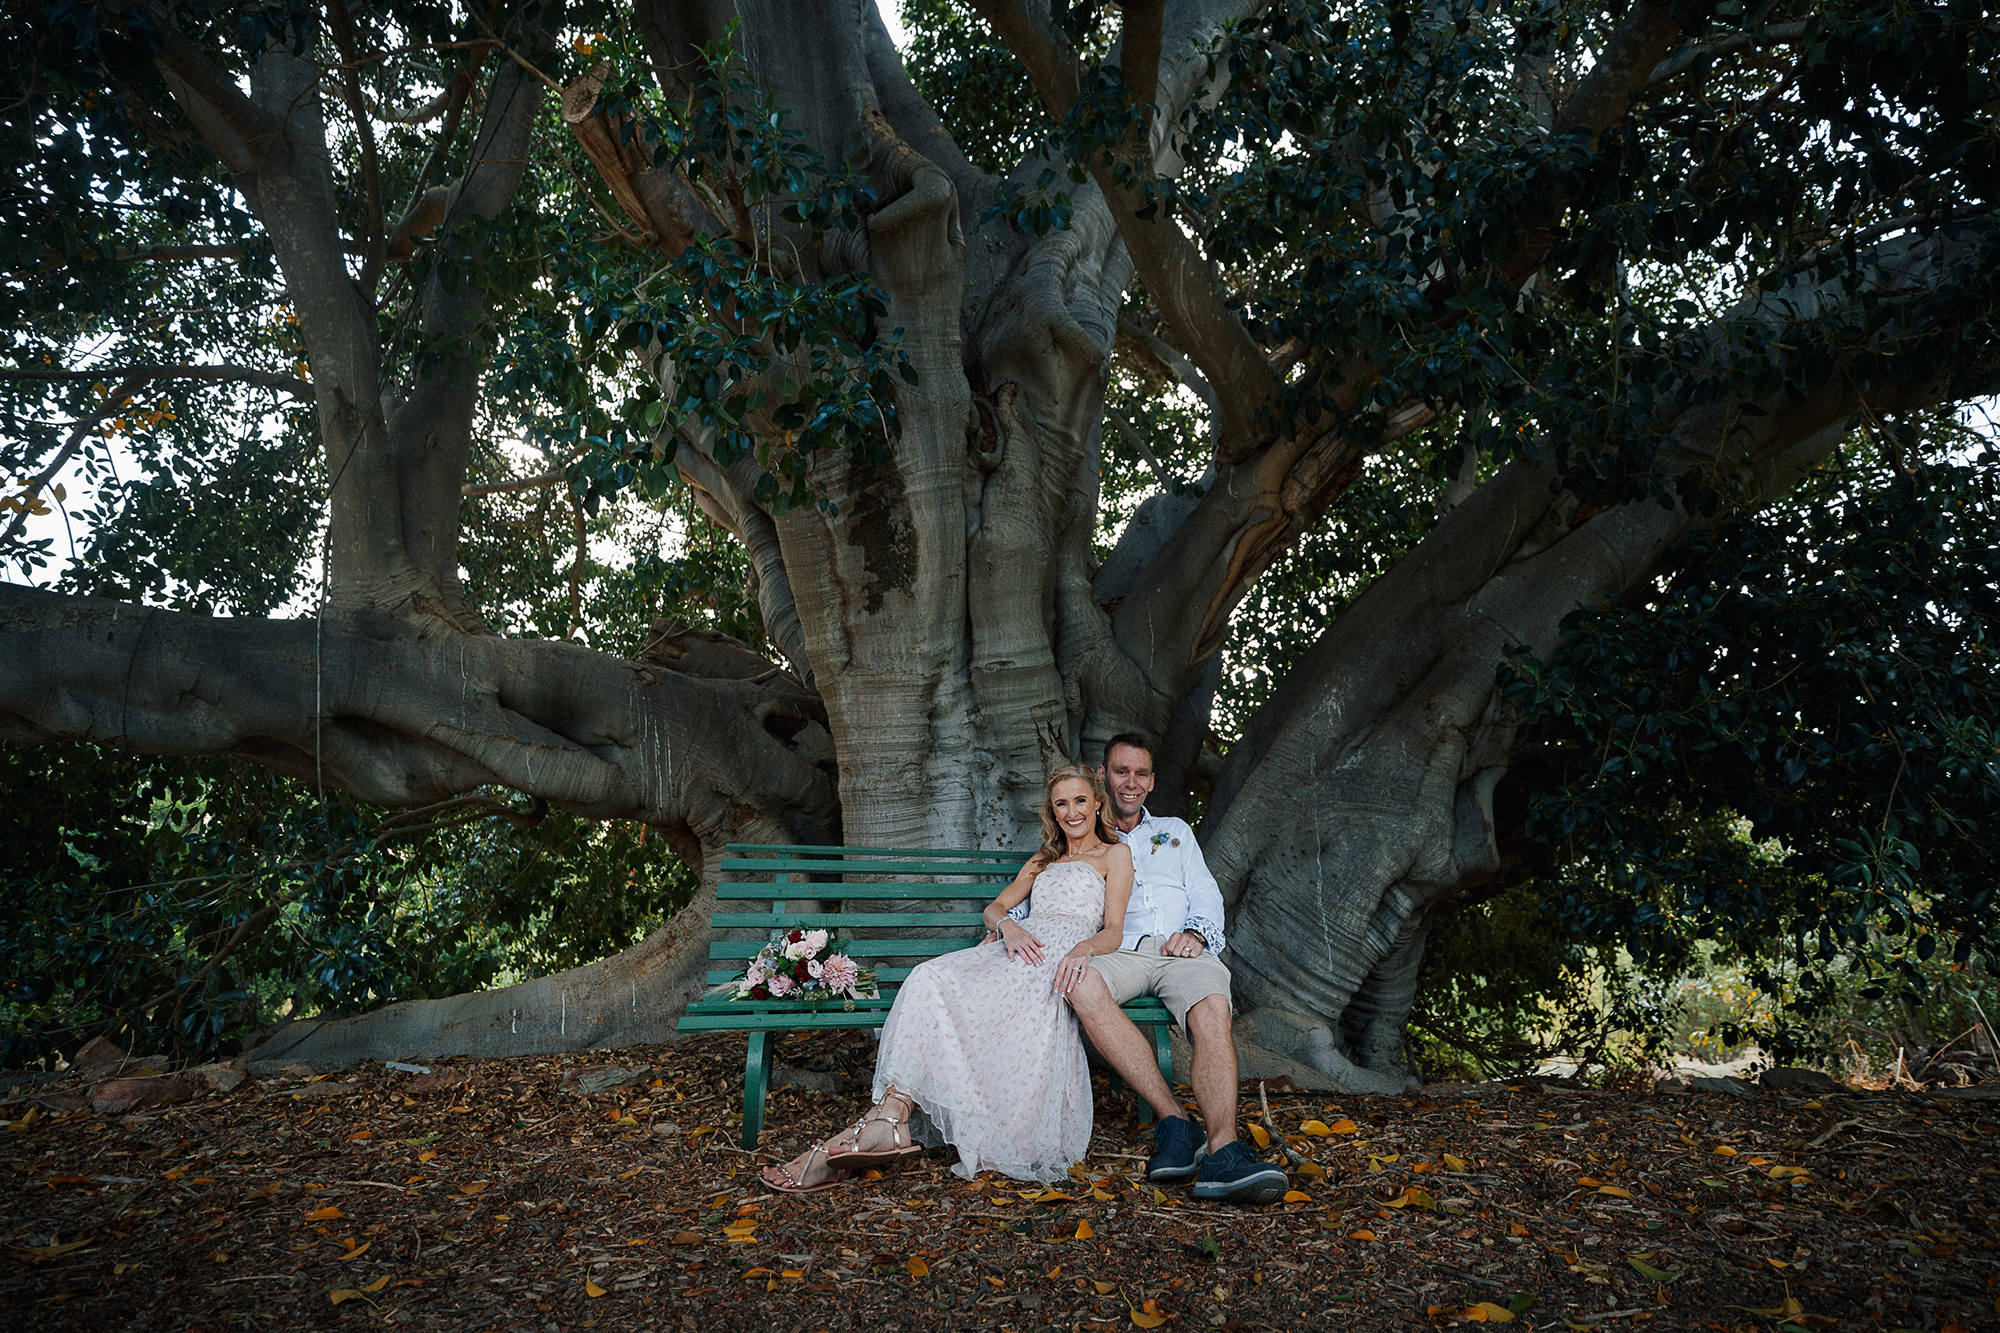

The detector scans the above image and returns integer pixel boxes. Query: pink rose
[767,974,795,997]
[820,954,860,997]
[807,958,824,979]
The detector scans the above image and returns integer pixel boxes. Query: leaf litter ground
[3,1030,1998,1331]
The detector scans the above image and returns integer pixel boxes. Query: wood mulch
[3,1030,1997,1331]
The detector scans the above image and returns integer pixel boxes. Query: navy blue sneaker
[1146,1114,1205,1182]
[1190,1140,1288,1205]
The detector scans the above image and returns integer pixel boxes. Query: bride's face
[1049,778,1100,841]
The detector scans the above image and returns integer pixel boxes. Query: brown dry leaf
[1094,1280,1118,1295]
[17,1238,96,1262]
[417,1151,438,1163]
[1327,1119,1359,1134]
[459,1182,489,1195]
[245,1182,279,1200]
[1597,1186,1633,1198]
[45,1174,91,1187]
[670,1232,702,1246]
[1576,1175,1602,1187]
[905,1257,929,1277]
[346,1129,372,1141]
[304,1206,344,1222]
[1075,1220,1095,1240]
[1296,1160,1326,1179]
[1245,1123,1271,1148]
[1510,1222,1530,1237]
[1348,1229,1378,1241]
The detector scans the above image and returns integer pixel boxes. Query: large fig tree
[4,0,1996,1087]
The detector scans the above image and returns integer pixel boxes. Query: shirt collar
[1119,807,1155,841]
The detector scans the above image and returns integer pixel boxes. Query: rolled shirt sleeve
[1173,824,1228,956]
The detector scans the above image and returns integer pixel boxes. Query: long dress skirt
[871,911,1098,1182]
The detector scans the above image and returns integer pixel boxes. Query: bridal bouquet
[733,928,878,1003]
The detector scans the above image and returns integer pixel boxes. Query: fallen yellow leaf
[305,1206,344,1222]
[360,1274,391,1293]
[459,1182,488,1195]
[347,1130,373,1141]
[905,1256,929,1277]
[343,1241,371,1260]
[1129,1307,1167,1329]
[584,1276,607,1298]
[1299,1120,1333,1136]
[245,1183,279,1200]
[329,1289,364,1306]
[1597,1186,1633,1198]
[1327,1119,1359,1134]
[1443,1153,1467,1172]
[1282,1190,1312,1204]
[671,1231,701,1245]
[1246,1123,1271,1148]
[1075,1220,1095,1240]
[1297,1160,1326,1179]
[1094,1280,1117,1294]
[417,1151,437,1163]
[1348,1229,1378,1241]
[17,1238,96,1261]
[1712,1145,1738,1157]
[1091,1187,1115,1201]
[1465,1301,1517,1322]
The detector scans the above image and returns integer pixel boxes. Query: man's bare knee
[1185,994,1232,1039]
[1064,971,1116,1015]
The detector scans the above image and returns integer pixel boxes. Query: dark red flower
[749,984,770,1000]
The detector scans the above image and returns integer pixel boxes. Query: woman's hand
[997,917,1046,966]
[1054,946,1094,994]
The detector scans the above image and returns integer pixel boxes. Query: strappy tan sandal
[760,1141,851,1195]
[826,1096,923,1172]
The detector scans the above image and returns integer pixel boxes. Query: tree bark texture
[4,2,1997,1083]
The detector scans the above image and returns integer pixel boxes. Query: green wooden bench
[679,843,1176,1149]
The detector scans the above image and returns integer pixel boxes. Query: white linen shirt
[1011,808,1227,956]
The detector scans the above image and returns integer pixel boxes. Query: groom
[1063,734,1287,1206]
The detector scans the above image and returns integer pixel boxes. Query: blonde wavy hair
[1032,762,1120,867]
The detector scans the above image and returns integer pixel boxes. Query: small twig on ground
[1256,1080,1306,1170]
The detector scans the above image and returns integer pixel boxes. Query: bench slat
[719,858,1029,877]
[679,1003,1170,1033]
[710,911,984,929]
[726,843,1032,861]
[716,882,1012,900]
[707,938,973,960]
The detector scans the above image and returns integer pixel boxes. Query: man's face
[1100,744,1155,821]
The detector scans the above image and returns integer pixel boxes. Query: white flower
[807,958,824,979]
[803,929,829,953]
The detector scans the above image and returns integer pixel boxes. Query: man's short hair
[1102,732,1156,766]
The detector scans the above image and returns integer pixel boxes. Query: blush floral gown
[871,858,1105,1182]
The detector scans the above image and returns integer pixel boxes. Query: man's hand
[1162,931,1207,959]
[998,918,1047,966]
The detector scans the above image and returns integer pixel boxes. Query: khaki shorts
[1088,936,1232,1029]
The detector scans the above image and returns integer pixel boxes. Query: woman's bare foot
[761,1140,844,1192]
[826,1090,914,1164]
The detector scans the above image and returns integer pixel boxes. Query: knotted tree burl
[4,0,1998,1086]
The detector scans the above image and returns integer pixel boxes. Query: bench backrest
[706,843,1034,988]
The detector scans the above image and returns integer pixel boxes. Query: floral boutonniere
[1149,831,1181,853]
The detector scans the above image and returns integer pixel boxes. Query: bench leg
[741,1032,774,1150]
[1153,1022,1175,1087]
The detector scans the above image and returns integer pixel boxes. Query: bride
[762,763,1134,1190]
